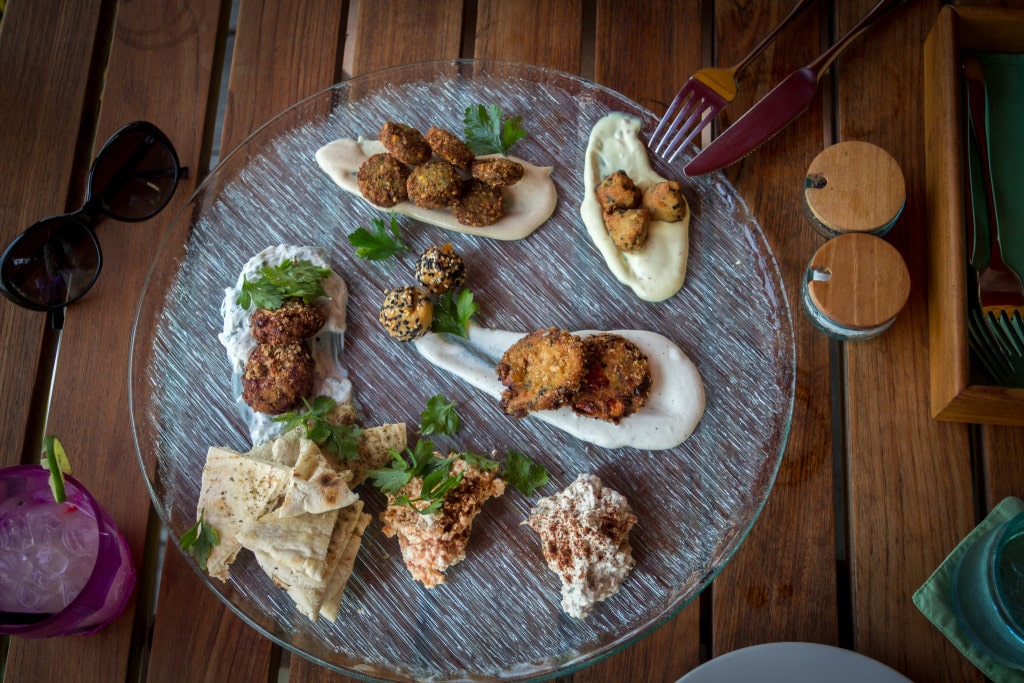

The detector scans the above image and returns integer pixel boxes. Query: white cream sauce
[581,113,690,301]
[414,323,704,450]
[219,245,352,445]
[315,139,557,241]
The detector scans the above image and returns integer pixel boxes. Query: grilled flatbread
[237,507,339,582]
[319,509,371,621]
[196,446,291,581]
[277,439,358,517]
[349,422,407,486]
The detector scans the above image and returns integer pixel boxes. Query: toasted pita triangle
[278,439,358,517]
[236,507,339,582]
[319,508,371,621]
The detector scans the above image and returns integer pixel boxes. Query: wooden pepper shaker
[804,141,905,238]
[802,233,911,341]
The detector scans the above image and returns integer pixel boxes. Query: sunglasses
[0,121,188,330]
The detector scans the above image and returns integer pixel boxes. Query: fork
[963,52,1024,316]
[649,0,816,163]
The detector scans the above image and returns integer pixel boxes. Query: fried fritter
[595,170,642,211]
[425,126,474,170]
[415,243,466,296]
[470,157,524,187]
[241,342,315,414]
[642,180,687,222]
[249,299,326,345]
[379,122,431,165]
[379,286,433,341]
[407,160,463,209]
[496,328,587,418]
[453,179,504,227]
[357,153,410,207]
[571,333,652,423]
[603,207,650,253]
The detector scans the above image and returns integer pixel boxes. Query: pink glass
[0,465,136,638]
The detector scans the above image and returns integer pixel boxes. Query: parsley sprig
[430,288,478,338]
[236,258,331,310]
[369,440,464,515]
[273,396,363,460]
[419,394,461,436]
[463,104,527,156]
[501,450,549,496]
[348,214,408,261]
[182,508,220,572]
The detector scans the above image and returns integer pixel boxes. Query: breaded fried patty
[470,157,524,187]
[496,328,587,418]
[379,122,431,165]
[596,170,642,211]
[571,333,652,423]
[242,342,315,414]
[357,153,410,207]
[425,126,474,170]
[453,179,504,227]
[249,299,326,345]
[642,180,687,222]
[407,160,463,209]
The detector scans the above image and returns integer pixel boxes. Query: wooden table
[1,1,1022,681]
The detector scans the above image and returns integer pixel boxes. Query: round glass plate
[130,60,795,682]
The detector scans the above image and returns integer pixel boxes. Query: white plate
[678,643,913,683]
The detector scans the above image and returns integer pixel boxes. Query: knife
[684,0,908,176]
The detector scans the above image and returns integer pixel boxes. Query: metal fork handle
[807,0,908,78]
[730,0,818,76]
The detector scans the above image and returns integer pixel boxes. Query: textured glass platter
[130,61,795,682]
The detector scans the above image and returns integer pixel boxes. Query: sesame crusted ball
[415,243,466,296]
[379,122,431,165]
[379,286,434,341]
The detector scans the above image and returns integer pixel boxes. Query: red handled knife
[684,0,908,176]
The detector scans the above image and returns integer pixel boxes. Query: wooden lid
[804,141,905,235]
[806,233,911,330]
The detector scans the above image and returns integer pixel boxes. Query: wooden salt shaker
[802,233,911,341]
[804,141,905,238]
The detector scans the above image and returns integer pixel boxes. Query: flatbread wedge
[277,438,358,517]
[236,508,340,583]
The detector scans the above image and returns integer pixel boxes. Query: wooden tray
[925,5,1024,425]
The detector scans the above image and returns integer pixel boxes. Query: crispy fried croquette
[497,328,587,418]
[453,179,504,227]
[241,342,315,414]
[642,180,687,222]
[407,160,463,209]
[415,243,466,296]
[379,121,431,165]
[571,333,652,423]
[470,157,524,187]
[596,170,642,212]
[357,153,410,207]
[603,207,650,253]
[249,299,326,345]
[379,286,434,341]
[425,126,475,170]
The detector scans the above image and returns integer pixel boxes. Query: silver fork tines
[651,89,715,163]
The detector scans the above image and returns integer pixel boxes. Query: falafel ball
[379,121,432,165]
[407,160,463,209]
[379,286,434,341]
[642,180,687,222]
[357,153,410,207]
[425,126,475,170]
[603,207,650,253]
[496,327,587,418]
[470,157,524,187]
[595,170,642,211]
[241,342,315,414]
[452,179,504,227]
[249,298,326,345]
[571,333,652,423]
[415,243,466,296]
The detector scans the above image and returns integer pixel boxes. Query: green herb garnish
[369,440,464,515]
[348,214,408,261]
[463,104,527,156]
[419,394,461,436]
[236,258,331,310]
[501,450,549,496]
[40,435,71,504]
[460,450,500,472]
[431,288,478,338]
[273,396,363,460]
[182,508,220,572]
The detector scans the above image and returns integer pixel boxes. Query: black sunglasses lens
[90,127,179,221]
[1,218,100,308]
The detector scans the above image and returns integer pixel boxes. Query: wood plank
[3,1,228,682]
[347,0,463,76]
[474,0,582,72]
[984,426,1024,508]
[707,0,838,658]
[838,1,980,680]
[574,2,703,681]
[139,2,350,682]
[0,0,104,468]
